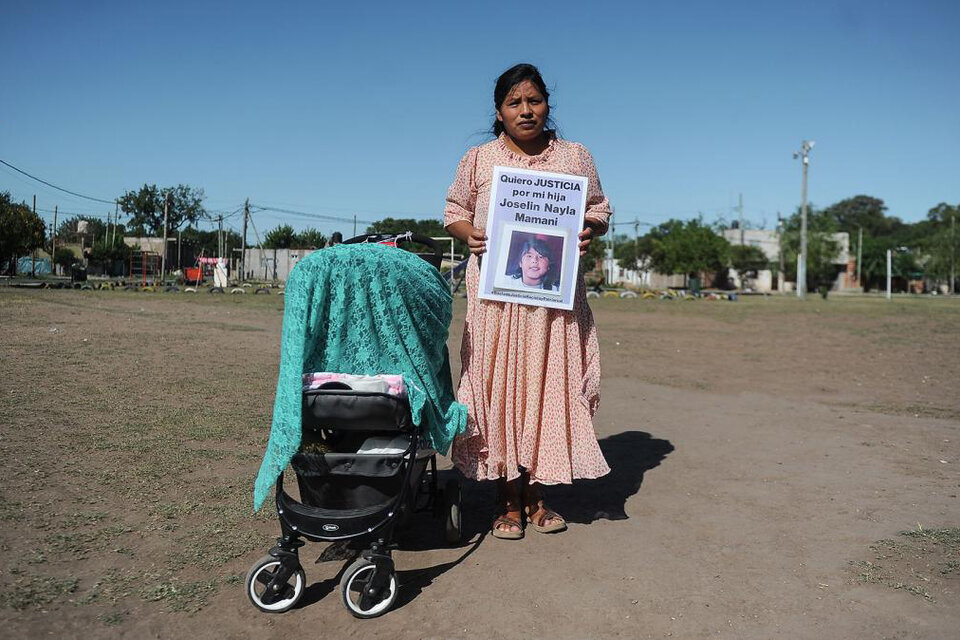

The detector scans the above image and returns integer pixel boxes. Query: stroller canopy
[254,243,467,510]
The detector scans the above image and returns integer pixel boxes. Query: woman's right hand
[466,227,488,256]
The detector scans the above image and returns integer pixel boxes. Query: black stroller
[245,233,463,618]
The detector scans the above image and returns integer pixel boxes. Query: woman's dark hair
[492,63,558,137]
[509,237,558,289]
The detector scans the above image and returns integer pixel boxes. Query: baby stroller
[245,233,463,618]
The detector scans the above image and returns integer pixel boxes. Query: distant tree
[630,218,730,280]
[57,215,116,244]
[53,247,77,272]
[263,224,296,249]
[729,244,770,279]
[366,217,466,257]
[179,226,242,258]
[822,195,902,237]
[781,206,842,290]
[0,191,46,275]
[920,202,959,286]
[293,228,327,249]
[118,184,205,235]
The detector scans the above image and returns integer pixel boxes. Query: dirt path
[1,291,957,639]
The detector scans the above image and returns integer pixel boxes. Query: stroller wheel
[443,479,463,544]
[245,555,305,613]
[340,558,398,618]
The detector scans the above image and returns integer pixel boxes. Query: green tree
[263,224,296,249]
[919,202,959,287]
[781,206,842,290]
[178,226,242,257]
[53,247,77,272]
[822,195,903,237]
[293,228,327,249]
[629,218,730,280]
[366,217,466,257]
[118,184,205,235]
[729,244,770,279]
[0,192,46,275]
[57,215,117,244]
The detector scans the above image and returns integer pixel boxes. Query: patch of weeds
[901,526,960,547]
[167,526,264,571]
[0,574,79,610]
[223,574,242,585]
[78,568,140,605]
[850,560,883,584]
[98,610,127,625]
[850,525,960,603]
[47,532,98,560]
[151,501,201,520]
[0,495,23,521]
[139,577,220,613]
[61,511,108,528]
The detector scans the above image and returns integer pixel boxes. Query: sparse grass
[139,576,221,612]
[0,574,79,610]
[3,287,958,629]
[850,526,960,602]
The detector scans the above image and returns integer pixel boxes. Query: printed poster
[477,165,588,310]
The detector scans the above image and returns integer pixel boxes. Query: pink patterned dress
[445,134,612,485]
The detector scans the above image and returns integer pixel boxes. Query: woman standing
[444,63,612,539]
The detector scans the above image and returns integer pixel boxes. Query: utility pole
[610,221,617,285]
[951,212,956,295]
[218,214,223,258]
[777,213,785,292]
[886,249,892,300]
[793,140,815,299]
[160,193,169,284]
[112,202,118,244]
[857,226,863,290]
[30,195,37,276]
[353,214,357,237]
[738,193,744,246]
[52,205,58,275]
[242,199,249,282]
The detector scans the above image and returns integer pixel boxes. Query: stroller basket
[302,389,414,432]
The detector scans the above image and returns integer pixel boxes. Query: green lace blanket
[253,243,467,511]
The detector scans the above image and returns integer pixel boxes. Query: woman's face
[496,80,548,142]
[519,246,551,285]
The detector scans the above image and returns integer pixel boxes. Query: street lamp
[793,140,815,299]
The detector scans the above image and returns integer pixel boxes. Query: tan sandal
[523,482,567,534]
[491,513,524,540]
[491,478,524,540]
[525,505,567,534]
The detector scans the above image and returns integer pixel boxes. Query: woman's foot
[523,482,567,534]
[491,478,524,540]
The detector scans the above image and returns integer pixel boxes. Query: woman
[509,237,559,291]
[444,63,611,539]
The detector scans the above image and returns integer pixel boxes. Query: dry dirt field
[1,288,958,639]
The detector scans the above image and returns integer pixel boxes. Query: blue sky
[2,0,957,239]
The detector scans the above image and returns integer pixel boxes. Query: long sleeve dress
[444,134,612,485]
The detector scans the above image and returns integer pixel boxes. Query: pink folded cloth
[302,372,406,398]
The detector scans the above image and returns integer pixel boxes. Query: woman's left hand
[578,225,596,256]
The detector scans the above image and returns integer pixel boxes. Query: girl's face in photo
[496,80,548,142]
[519,246,550,285]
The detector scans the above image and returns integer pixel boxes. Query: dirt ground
[1,288,958,639]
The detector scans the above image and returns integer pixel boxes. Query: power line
[0,158,116,204]
[251,203,379,226]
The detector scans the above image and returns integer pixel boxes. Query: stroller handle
[344,232,443,270]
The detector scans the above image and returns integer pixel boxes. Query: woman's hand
[466,227,488,256]
[578,225,595,256]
